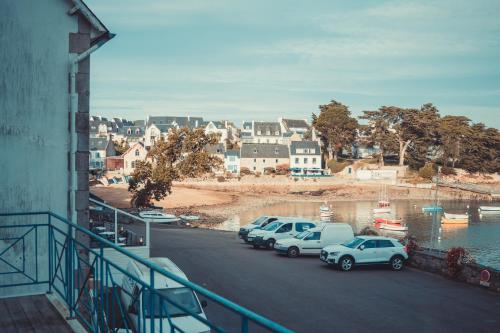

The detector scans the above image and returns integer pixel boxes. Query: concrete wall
[0,0,91,296]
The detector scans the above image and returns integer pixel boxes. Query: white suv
[320,236,408,271]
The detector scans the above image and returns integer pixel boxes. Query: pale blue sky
[86,0,500,128]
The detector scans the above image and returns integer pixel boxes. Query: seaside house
[240,143,290,173]
[122,142,148,175]
[279,117,310,136]
[289,141,322,176]
[225,149,241,175]
[205,120,229,142]
[252,121,285,144]
[115,125,145,143]
[144,123,176,147]
[205,143,226,174]
[90,137,116,170]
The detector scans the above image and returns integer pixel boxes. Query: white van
[247,218,317,249]
[238,216,280,242]
[120,257,210,333]
[274,223,354,257]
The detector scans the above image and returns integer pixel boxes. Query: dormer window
[253,148,258,154]
[257,130,261,135]
[127,129,132,135]
[135,129,140,135]
[274,148,279,155]
[275,131,279,135]
[266,130,270,135]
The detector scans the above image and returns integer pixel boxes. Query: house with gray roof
[240,143,289,173]
[289,141,322,175]
[89,137,116,170]
[279,117,310,135]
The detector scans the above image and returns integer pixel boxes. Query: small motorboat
[179,215,200,221]
[478,206,500,212]
[441,217,468,225]
[422,205,443,213]
[379,223,408,232]
[139,210,178,223]
[443,212,468,220]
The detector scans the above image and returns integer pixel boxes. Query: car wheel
[287,246,300,258]
[390,255,404,271]
[339,256,354,271]
[266,239,276,250]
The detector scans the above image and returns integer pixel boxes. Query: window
[296,223,315,232]
[254,148,258,154]
[127,128,132,135]
[276,159,278,163]
[229,156,235,162]
[266,130,270,135]
[275,131,279,135]
[136,129,140,135]
[304,158,308,164]
[257,130,261,135]
[312,158,317,164]
[253,166,256,171]
[254,158,256,163]
[95,152,100,158]
[274,149,279,155]
[295,158,299,163]
[263,159,266,163]
[135,149,139,156]
[361,240,377,249]
[131,161,136,168]
[276,223,292,233]
[377,240,395,248]
[305,232,321,241]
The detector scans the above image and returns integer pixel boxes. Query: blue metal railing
[0,212,293,333]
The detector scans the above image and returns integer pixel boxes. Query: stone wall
[409,248,500,293]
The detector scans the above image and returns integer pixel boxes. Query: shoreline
[90,179,495,229]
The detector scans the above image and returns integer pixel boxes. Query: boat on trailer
[139,210,178,223]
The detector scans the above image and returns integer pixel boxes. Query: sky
[86,0,500,128]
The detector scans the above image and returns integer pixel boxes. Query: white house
[289,141,322,176]
[224,150,240,175]
[205,121,229,142]
[144,123,176,147]
[240,143,290,173]
[279,118,310,136]
[123,142,148,175]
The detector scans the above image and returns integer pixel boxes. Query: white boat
[379,223,408,232]
[139,210,178,223]
[373,207,391,214]
[179,215,200,221]
[444,212,468,220]
[479,206,500,212]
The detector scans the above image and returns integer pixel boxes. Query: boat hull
[373,208,391,214]
[479,206,500,212]
[441,217,468,224]
[379,224,408,231]
[444,213,468,219]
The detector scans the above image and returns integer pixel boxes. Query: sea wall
[409,248,500,293]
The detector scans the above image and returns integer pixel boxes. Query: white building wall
[290,154,322,171]
[123,144,148,176]
[0,0,78,297]
[240,157,290,173]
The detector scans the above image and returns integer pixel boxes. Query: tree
[128,128,223,207]
[437,115,471,168]
[359,113,398,166]
[114,139,130,155]
[312,100,358,161]
[460,123,500,173]
[362,104,440,166]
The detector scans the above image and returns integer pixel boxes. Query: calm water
[218,200,500,268]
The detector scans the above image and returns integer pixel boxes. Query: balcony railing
[0,211,292,333]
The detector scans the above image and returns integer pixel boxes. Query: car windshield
[252,216,267,225]
[342,237,365,248]
[262,221,283,231]
[143,287,202,318]
[294,231,310,239]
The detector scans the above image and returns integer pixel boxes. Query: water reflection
[219,200,500,267]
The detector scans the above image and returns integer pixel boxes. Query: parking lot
[146,226,500,333]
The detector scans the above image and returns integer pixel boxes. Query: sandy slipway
[136,225,500,333]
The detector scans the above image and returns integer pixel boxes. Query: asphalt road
[144,225,500,333]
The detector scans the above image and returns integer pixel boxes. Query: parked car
[247,218,317,249]
[274,223,354,258]
[120,257,210,333]
[320,236,408,271]
[238,216,279,242]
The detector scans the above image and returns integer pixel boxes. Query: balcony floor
[0,294,73,333]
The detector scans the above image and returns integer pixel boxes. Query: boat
[179,215,200,221]
[379,223,408,232]
[374,218,402,225]
[478,206,500,212]
[139,210,178,223]
[441,217,468,225]
[422,205,443,213]
[443,212,468,220]
[373,186,391,214]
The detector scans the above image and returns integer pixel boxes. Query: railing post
[48,214,52,294]
[146,221,150,248]
[114,209,118,245]
[241,317,249,333]
[100,244,105,331]
[150,268,155,333]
